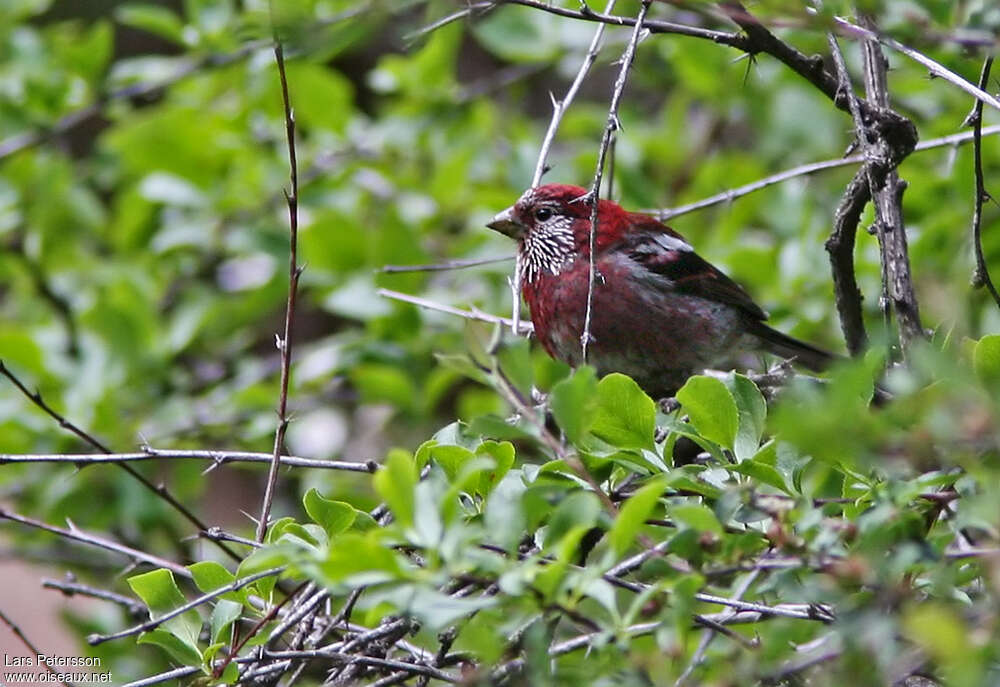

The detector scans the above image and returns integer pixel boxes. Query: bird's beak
[486,206,525,239]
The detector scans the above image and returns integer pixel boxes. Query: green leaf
[115,4,186,44]
[373,449,418,530]
[475,440,516,495]
[544,490,601,549]
[592,373,656,450]
[318,533,405,586]
[136,629,203,666]
[210,599,242,645]
[430,444,476,482]
[127,569,202,651]
[549,366,598,445]
[187,561,243,603]
[303,488,357,537]
[670,503,724,536]
[725,373,767,461]
[973,334,1000,384]
[609,476,665,556]
[472,5,562,62]
[731,459,792,495]
[675,376,738,448]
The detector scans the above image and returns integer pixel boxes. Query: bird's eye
[534,207,553,222]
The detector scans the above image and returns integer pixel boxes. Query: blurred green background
[1,1,999,683]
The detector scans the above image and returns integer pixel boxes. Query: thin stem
[582,0,652,361]
[0,449,377,472]
[834,16,1000,113]
[257,33,302,543]
[0,507,191,577]
[969,57,1000,309]
[531,0,619,187]
[42,577,147,616]
[379,255,512,273]
[378,287,533,333]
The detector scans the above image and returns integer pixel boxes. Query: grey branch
[582,0,653,361]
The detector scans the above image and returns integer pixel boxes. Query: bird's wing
[615,212,767,321]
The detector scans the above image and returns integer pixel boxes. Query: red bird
[487,184,833,397]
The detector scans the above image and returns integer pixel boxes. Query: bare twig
[581,0,652,360]
[0,360,241,563]
[377,287,533,333]
[675,570,761,686]
[968,57,1000,309]
[0,507,190,577]
[43,576,147,616]
[833,16,1000,113]
[652,125,1000,220]
[262,647,460,684]
[257,33,302,543]
[120,666,201,687]
[497,0,743,46]
[531,0,618,187]
[0,449,377,472]
[379,256,512,273]
[509,0,617,340]
[405,2,494,42]
[0,608,73,686]
[88,567,285,646]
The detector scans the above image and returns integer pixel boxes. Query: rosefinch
[487,184,833,397]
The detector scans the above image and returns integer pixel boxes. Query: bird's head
[487,184,629,282]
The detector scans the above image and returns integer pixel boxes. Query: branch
[582,0,652,360]
[0,360,241,563]
[858,17,924,350]
[968,57,1000,309]
[377,287,533,334]
[257,34,302,543]
[497,0,744,46]
[0,507,191,577]
[0,609,73,686]
[378,255,512,273]
[834,16,1000,114]
[653,124,1000,221]
[88,567,285,646]
[531,0,619,187]
[826,156,871,356]
[0,449,378,471]
[675,570,761,686]
[43,576,147,617]
[262,647,459,684]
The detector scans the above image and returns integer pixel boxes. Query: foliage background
[1,0,999,685]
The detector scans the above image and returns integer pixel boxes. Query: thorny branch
[0,360,242,563]
[582,0,652,361]
[257,32,302,543]
[0,507,191,577]
[0,448,378,472]
[968,57,1000,310]
[858,16,924,351]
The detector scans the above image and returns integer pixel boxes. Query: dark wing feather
[616,213,767,321]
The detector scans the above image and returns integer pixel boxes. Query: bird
[487,183,834,398]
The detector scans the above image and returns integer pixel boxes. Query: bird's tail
[745,321,836,372]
